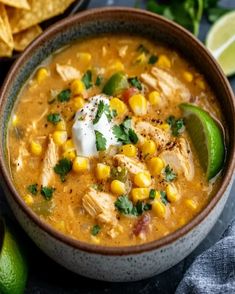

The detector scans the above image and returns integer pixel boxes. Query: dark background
[0,0,234,293]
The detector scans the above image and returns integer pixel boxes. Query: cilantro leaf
[149,189,156,200]
[27,183,38,195]
[93,101,113,124]
[95,75,103,86]
[115,195,151,216]
[82,70,92,89]
[40,186,55,200]
[54,158,72,182]
[137,44,150,54]
[166,115,185,136]
[135,201,152,215]
[164,165,177,182]
[95,130,106,151]
[91,224,101,236]
[160,191,169,205]
[148,55,158,64]
[57,89,71,102]
[128,77,142,90]
[47,113,61,125]
[112,117,139,145]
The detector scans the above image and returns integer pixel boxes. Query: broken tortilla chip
[0,3,13,48]
[7,0,76,34]
[13,25,42,51]
[0,0,30,10]
[0,39,13,57]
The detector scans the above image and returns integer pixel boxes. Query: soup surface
[8,35,224,246]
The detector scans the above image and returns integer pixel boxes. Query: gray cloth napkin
[176,219,235,294]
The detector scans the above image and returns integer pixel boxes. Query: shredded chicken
[14,143,29,171]
[135,121,170,150]
[114,154,147,175]
[82,188,117,226]
[140,73,158,89]
[41,136,58,186]
[159,137,194,181]
[118,45,128,58]
[56,64,80,81]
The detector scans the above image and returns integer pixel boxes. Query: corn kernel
[108,60,124,72]
[183,71,193,82]
[196,78,206,90]
[157,55,171,68]
[52,131,67,146]
[30,141,42,156]
[110,180,126,195]
[96,163,111,181]
[63,139,74,151]
[71,80,85,96]
[12,114,18,127]
[73,96,85,110]
[63,149,76,160]
[135,52,147,64]
[91,235,100,244]
[148,91,161,106]
[56,120,66,131]
[36,67,48,83]
[129,94,147,116]
[141,139,156,156]
[152,200,166,218]
[131,188,150,203]
[134,172,152,188]
[120,144,137,157]
[148,157,165,176]
[166,184,180,203]
[24,194,34,205]
[110,98,128,117]
[73,156,89,173]
[185,199,198,211]
[159,123,170,132]
[77,52,92,63]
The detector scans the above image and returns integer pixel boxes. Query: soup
[8,35,225,246]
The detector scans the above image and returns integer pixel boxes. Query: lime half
[180,103,225,180]
[206,11,235,76]
[0,219,28,294]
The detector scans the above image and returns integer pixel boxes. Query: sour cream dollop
[72,95,119,157]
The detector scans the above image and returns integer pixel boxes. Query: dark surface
[0,0,234,293]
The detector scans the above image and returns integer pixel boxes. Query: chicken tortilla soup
[8,35,225,246]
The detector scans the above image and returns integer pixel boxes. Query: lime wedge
[180,103,225,180]
[0,219,28,294]
[206,11,235,76]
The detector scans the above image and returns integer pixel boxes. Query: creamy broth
[8,35,223,246]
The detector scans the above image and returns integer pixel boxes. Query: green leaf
[164,165,177,182]
[149,189,156,200]
[166,115,185,136]
[112,117,139,145]
[27,183,38,195]
[115,195,134,215]
[57,89,71,102]
[160,191,169,205]
[47,113,61,125]
[137,44,150,54]
[54,158,72,182]
[82,70,92,89]
[128,129,139,144]
[148,55,158,64]
[95,75,103,86]
[91,225,101,236]
[93,101,113,124]
[135,201,152,215]
[40,186,55,200]
[128,77,142,90]
[95,130,107,151]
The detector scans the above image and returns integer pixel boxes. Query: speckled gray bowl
[0,8,234,282]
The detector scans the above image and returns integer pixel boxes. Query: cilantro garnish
[57,89,71,102]
[166,115,185,136]
[93,101,113,124]
[47,113,61,125]
[112,117,138,145]
[82,70,92,89]
[95,75,103,86]
[95,130,107,151]
[164,164,177,182]
[40,186,55,200]
[128,77,142,90]
[54,158,72,182]
[115,195,151,216]
[137,44,150,54]
[27,183,38,195]
[148,55,158,64]
[149,189,156,200]
[160,191,169,205]
[91,225,101,236]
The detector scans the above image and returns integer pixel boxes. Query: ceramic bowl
[0,8,234,282]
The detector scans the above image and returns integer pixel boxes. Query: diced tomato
[122,87,138,103]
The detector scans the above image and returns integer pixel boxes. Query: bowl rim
[0,7,234,256]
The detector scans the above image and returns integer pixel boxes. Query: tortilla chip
[0,3,13,47]
[0,0,30,10]
[0,39,13,57]
[13,25,42,51]
[7,0,76,34]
